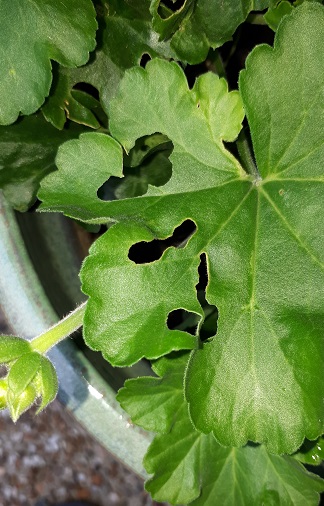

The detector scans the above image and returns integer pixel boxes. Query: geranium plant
[0,0,323,504]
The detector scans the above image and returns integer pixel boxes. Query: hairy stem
[30,301,87,354]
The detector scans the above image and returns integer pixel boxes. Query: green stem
[206,49,226,77]
[237,129,261,181]
[30,301,87,355]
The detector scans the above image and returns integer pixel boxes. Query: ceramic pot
[0,193,151,476]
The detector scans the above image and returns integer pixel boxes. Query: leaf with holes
[42,66,105,130]
[0,0,97,125]
[150,0,270,64]
[39,4,324,454]
[81,220,200,365]
[119,353,324,505]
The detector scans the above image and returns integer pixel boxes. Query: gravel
[0,400,160,506]
[0,312,164,506]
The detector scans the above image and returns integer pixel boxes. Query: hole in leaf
[140,53,151,68]
[73,82,100,101]
[98,134,173,202]
[196,254,218,341]
[167,308,198,335]
[219,23,274,90]
[159,0,186,15]
[128,219,196,264]
[0,364,8,379]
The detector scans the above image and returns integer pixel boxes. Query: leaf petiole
[30,301,87,355]
[236,128,261,182]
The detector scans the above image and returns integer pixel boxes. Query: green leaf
[39,132,124,221]
[42,66,103,130]
[0,0,97,125]
[0,114,86,211]
[145,415,324,506]
[8,385,37,422]
[110,137,172,200]
[35,357,58,413]
[186,3,324,454]
[81,220,199,366]
[0,379,8,410]
[41,0,176,128]
[7,352,41,398]
[104,0,175,70]
[0,336,31,363]
[150,0,195,40]
[192,72,244,142]
[39,4,324,454]
[254,0,270,8]
[294,437,324,466]
[123,133,171,168]
[264,1,294,30]
[150,0,267,64]
[120,353,324,505]
[117,353,188,432]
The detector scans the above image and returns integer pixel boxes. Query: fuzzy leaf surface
[81,220,200,366]
[0,115,85,211]
[186,3,324,454]
[39,4,324,454]
[0,336,31,363]
[7,352,41,398]
[119,354,324,506]
[0,0,97,125]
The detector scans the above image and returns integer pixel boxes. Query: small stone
[107,491,120,503]
[76,487,91,500]
[91,473,103,486]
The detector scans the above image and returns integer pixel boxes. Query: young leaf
[0,379,8,410]
[0,336,31,363]
[0,0,97,125]
[35,357,58,413]
[7,352,41,398]
[119,353,324,505]
[8,385,37,422]
[39,4,324,454]
[0,114,86,211]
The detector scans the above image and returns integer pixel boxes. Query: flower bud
[4,351,58,421]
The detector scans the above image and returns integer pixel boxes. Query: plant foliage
[0,1,323,504]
